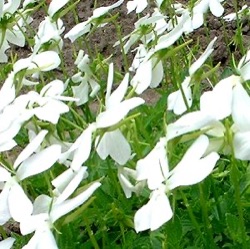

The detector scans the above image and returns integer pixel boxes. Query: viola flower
[135,135,219,232]
[13,50,61,81]
[27,80,76,124]
[0,75,34,152]
[71,50,100,106]
[0,0,31,62]
[33,16,65,53]
[117,166,145,198]
[95,63,144,164]
[191,0,224,29]
[114,9,168,54]
[0,130,61,225]
[130,45,164,94]
[20,181,101,249]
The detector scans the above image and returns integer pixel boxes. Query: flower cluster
[0,0,250,248]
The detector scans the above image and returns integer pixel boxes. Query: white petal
[96,129,131,165]
[136,0,148,13]
[105,63,114,103]
[0,237,15,249]
[200,76,234,120]
[136,137,168,190]
[48,0,70,17]
[233,131,250,160]
[240,61,250,81]
[34,99,69,124]
[168,135,219,190]
[64,20,91,43]
[72,80,89,106]
[106,73,129,108]
[134,189,173,232]
[189,37,217,75]
[167,77,192,115]
[23,225,58,249]
[154,14,186,52]
[0,72,15,112]
[54,167,87,204]
[41,80,64,97]
[131,59,152,94]
[8,184,33,222]
[166,111,216,141]
[0,184,11,225]
[20,213,49,235]
[232,83,250,132]
[71,124,96,171]
[51,182,101,223]
[150,59,164,88]
[127,0,137,14]
[96,97,144,128]
[17,145,61,180]
[30,51,61,72]
[209,0,224,17]
[92,0,124,19]
[169,152,219,190]
[0,167,11,182]
[14,130,48,169]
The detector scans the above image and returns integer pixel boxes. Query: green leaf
[225,213,242,243]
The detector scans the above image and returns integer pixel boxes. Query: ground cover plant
[0,0,250,248]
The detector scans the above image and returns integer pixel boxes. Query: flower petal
[134,188,173,232]
[17,145,61,180]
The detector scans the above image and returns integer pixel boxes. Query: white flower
[192,0,224,29]
[0,0,28,62]
[13,51,61,76]
[96,63,144,128]
[20,182,101,248]
[72,50,100,105]
[118,166,144,198]
[34,16,65,52]
[134,135,219,232]
[0,130,61,225]
[59,123,96,170]
[27,80,76,124]
[130,46,164,94]
[0,86,34,152]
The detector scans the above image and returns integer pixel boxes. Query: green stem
[84,217,100,249]
[180,190,205,244]
[198,183,216,249]
[230,158,247,248]
[0,225,7,240]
